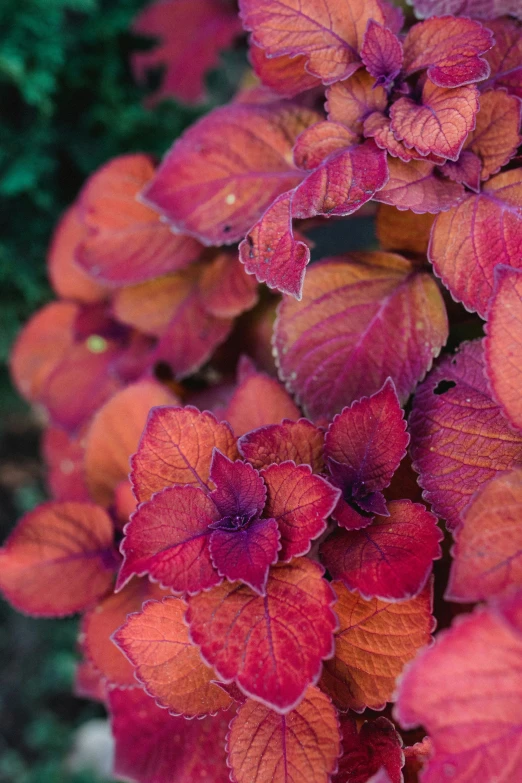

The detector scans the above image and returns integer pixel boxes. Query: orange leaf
[113,596,232,717]
[77,154,202,285]
[466,89,522,181]
[320,581,434,712]
[390,81,479,161]
[199,252,259,318]
[223,371,300,437]
[10,301,78,402]
[376,205,435,255]
[48,206,107,303]
[82,577,168,688]
[429,168,522,317]
[485,266,522,430]
[112,271,198,337]
[238,418,325,472]
[402,17,493,88]
[42,425,90,502]
[374,157,464,214]
[0,502,117,617]
[249,44,321,97]
[326,71,387,135]
[240,0,389,84]
[131,406,238,503]
[227,686,341,783]
[84,380,178,507]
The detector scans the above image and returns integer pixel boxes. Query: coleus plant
[1,0,522,781]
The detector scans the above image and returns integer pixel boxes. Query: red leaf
[402,17,493,88]
[48,206,107,303]
[199,251,259,318]
[223,369,300,437]
[446,468,522,602]
[390,81,479,162]
[361,21,403,87]
[84,381,178,507]
[249,44,321,97]
[486,266,522,430]
[227,687,341,783]
[482,18,522,98]
[275,253,448,420]
[238,190,311,298]
[132,0,242,105]
[326,71,388,136]
[409,340,522,530]
[374,157,464,214]
[240,140,388,298]
[131,406,237,503]
[76,154,201,285]
[42,426,90,502]
[238,418,325,472]
[261,461,340,561]
[187,558,337,712]
[239,0,390,84]
[113,595,233,716]
[0,502,117,617]
[209,518,280,595]
[394,593,522,783]
[333,716,404,783]
[10,301,78,403]
[429,169,522,317]
[117,485,220,594]
[321,581,434,711]
[325,379,408,496]
[109,687,232,783]
[466,89,522,181]
[142,103,319,245]
[82,577,168,688]
[321,500,442,601]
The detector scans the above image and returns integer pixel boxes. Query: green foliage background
[0,0,244,412]
[0,2,245,779]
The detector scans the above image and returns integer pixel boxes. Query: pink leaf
[142,103,319,245]
[275,253,448,420]
[394,593,522,783]
[409,340,522,530]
